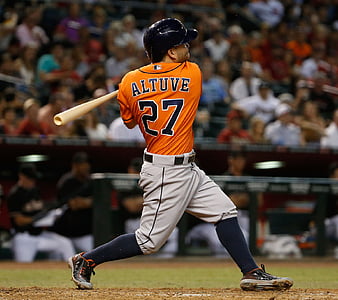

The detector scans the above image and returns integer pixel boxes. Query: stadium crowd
[0,0,337,148]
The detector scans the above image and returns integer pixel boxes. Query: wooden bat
[53,90,119,126]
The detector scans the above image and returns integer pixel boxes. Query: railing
[91,173,338,256]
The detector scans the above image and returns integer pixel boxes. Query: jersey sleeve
[117,84,134,125]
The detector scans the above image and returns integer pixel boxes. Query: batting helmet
[143,18,198,63]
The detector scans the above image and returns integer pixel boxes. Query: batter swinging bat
[53,90,118,126]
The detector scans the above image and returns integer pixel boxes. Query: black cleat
[68,252,96,290]
[240,264,293,291]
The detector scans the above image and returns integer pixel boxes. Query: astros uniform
[118,61,237,254]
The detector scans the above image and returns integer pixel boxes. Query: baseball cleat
[240,264,293,291]
[68,252,96,290]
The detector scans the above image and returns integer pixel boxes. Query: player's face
[173,43,190,62]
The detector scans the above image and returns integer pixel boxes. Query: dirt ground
[1,259,337,300]
[1,287,338,300]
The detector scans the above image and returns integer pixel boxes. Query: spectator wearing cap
[7,163,75,262]
[217,110,253,144]
[321,109,338,149]
[264,103,304,146]
[233,81,280,124]
[16,98,53,137]
[51,152,94,252]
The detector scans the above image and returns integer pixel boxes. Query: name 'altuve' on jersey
[118,61,202,155]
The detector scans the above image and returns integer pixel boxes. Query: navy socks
[83,233,143,266]
[215,217,258,274]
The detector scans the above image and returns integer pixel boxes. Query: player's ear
[167,47,178,61]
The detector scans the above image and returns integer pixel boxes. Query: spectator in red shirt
[16,98,53,137]
[217,110,253,144]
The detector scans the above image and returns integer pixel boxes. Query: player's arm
[124,119,137,129]
[11,212,33,226]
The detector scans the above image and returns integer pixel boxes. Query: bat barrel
[53,90,118,126]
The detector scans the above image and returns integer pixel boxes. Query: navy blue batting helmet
[143,18,198,63]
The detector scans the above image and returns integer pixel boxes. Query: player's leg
[11,232,38,262]
[187,163,293,291]
[37,231,75,261]
[71,234,94,252]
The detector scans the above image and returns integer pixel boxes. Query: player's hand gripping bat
[53,90,118,126]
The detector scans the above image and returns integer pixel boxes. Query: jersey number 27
[139,99,184,136]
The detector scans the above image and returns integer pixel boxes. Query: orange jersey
[118,61,202,155]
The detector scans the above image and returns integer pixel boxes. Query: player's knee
[135,231,166,255]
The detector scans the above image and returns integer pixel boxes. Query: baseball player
[68,18,293,291]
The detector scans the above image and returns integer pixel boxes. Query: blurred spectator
[16,98,53,137]
[93,88,120,128]
[217,110,252,145]
[83,109,108,141]
[77,26,105,65]
[49,54,83,92]
[306,74,336,120]
[229,61,261,102]
[0,3,19,51]
[199,58,229,108]
[7,163,75,262]
[38,92,67,136]
[0,106,19,135]
[88,4,110,41]
[64,118,88,139]
[15,6,49,49]
[321,109,338,149]
[227,43,244,81]
[294,101,326,147]
[36,41,71,104]
[108,116,144,143]
[299,44,330,80]
[73,64,107,102]
[286,27,312,66]
[244,31,265,68]
[105,45,133,85]
[215,59,232,89]
[121,14,144,50]
[0,86,24,117]
[54,3,90,44]
[262,45,293,94]
[247,0,284,28]
[233,81,280,124]
[14,43,39,87]
[197,58,230,137]
[0,52,20,91]
[264,103,304,146]
[203,28,230,63]
[248,116,267,144]
[52,152,94,252]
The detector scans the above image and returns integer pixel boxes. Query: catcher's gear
[143,18,198,62]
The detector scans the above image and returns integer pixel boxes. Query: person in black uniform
[51,152,94,252]
[7,163,75,262]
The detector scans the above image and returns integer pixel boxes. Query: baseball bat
[53,90,119,126]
